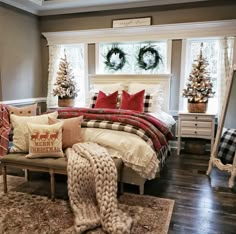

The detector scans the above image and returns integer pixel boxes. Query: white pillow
[128,83,164,112]
[10,111,58,153]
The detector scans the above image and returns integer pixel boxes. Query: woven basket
[188,102,207,113]
[58,97,75,107]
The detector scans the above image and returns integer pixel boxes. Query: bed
[77,74,176,194]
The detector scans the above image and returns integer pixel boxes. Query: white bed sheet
[81,128,159,180]
[149,111,176,129]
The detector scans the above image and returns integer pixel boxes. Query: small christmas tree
[182,43,215,103]
[53,51,79,99]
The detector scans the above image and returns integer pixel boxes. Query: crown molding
[2,0,209,16]
[42,19,236,45]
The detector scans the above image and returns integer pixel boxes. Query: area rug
[0,175,174,234]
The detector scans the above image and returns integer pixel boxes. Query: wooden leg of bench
[2,165,7,193]
[49,170,55,201]
[24,169,30,181]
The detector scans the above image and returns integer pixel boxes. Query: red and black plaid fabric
[57,108,173,155]
[218,128,236,164]
[0,104,11,158]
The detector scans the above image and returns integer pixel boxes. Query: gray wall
[39,1,236,112]
[0,4,42,101]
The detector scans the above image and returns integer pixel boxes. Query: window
[96,41,171,74]
[180,37,234,114]
[47,44,87,108]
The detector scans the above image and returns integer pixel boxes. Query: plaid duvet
[57,108,173,156]
[218,128,236,164]
[0,105,11,158]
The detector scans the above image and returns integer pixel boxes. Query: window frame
[179,37,222,113]
[95,40,172,75]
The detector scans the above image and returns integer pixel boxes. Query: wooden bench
[1,153,123,200]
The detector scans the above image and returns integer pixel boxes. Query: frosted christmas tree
[53,51,79,99]
[182,43,215,105]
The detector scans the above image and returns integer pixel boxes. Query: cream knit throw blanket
[66,142,133,234]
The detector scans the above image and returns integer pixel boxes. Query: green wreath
[104,45,126,71]
[137,45,162,70]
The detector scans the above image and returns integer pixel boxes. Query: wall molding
[0,97,47,106]
[42,19,236,45]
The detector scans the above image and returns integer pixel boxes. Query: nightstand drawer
[180,115,213,122]
[181,121,212,128]
[181,128,212,136]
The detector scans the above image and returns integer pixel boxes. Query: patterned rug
[0,175,174,234]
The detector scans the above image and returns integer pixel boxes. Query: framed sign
[112,17,152,28]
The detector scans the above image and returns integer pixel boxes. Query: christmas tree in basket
[53,51,79,107]
[182,43,215,113]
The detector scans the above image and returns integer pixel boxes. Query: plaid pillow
[90,92,153,112]
[143,94,153,112]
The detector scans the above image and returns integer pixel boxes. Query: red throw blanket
[0,104,11,158]
[57,108,173,154]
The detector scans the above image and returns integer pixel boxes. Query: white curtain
[47,45,85,108]
[217,37,234,116]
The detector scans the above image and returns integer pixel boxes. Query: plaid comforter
[0,105,11,158]
[218,128,236,164]
[57,108,173,155]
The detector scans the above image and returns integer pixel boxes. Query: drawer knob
[195,123,197,126]
[195,117,198,119]
[195,131,197,134]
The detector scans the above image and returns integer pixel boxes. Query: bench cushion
[1,153,123,179]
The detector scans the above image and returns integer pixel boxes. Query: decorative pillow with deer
[10,111,58,153]
[26,122,64,158]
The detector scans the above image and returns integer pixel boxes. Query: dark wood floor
[142,149,236,234]
[2,149,236,234]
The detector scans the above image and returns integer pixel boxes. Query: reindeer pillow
[10,112,58,153]
[26,122,64,158]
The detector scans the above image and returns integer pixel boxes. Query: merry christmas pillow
[26,122,64,159]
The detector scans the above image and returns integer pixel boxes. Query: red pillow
[120,90,145,112]
[94,91,118,109]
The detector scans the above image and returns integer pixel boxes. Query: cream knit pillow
[10,111,58,153]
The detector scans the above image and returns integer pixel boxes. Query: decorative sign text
[112,17,151,28]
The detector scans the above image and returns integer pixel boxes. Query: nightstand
[177,112,215,155]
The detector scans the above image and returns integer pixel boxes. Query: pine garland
[182,43,215,103]
[137,45,162,70]
[53,51,79,98]
[104,44,126,71]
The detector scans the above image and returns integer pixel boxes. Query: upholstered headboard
[88,74,171,112]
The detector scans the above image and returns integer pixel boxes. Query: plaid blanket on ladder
[218,128,236,164]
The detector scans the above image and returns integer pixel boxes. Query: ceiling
[2,0,210,16]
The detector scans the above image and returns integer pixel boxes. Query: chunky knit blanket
[66,142,133,234]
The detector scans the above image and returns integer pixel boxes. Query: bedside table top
[178,111,216,117]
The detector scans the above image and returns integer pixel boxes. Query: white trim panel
[42,20,236,45]
[0,97,47,106]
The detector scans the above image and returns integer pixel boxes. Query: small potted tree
[53,51,79,107]
[182,43,215,113]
